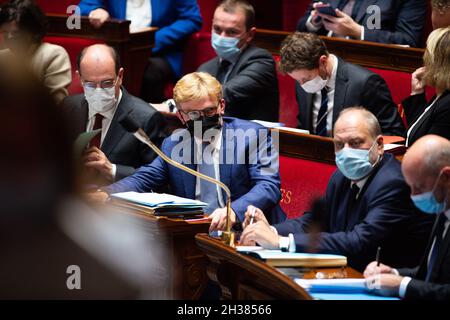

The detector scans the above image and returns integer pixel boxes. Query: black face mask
[186,114,222,137]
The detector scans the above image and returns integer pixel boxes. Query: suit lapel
[76,99,89,134]
[332,58,349,129]
[101,91,131,156]
[182,137,197,199]
[355,0,378,23]
[430,218,450,281]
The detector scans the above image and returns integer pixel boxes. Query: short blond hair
[173,72,223,106]
[423,27,450,90]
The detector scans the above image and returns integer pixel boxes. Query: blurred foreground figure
[0,60,169,299]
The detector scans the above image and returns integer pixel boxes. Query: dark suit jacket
[403,91,450,147]
[297,0,426,47]
[397,213,450,300]
[63,89,167,181]
[198,45,279,122]
[105,117,286,224]
[274,154,434,272]
[295,57,405,136]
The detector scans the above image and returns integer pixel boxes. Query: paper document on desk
[295,278,367,293]
[73,129,101,162]
[236,247,347,267]
[111,192,207,208]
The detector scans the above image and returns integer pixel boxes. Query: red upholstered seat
[279,155,336,218]
[34,0,73,14]
[44,36,103,95]
[281,0,310,31]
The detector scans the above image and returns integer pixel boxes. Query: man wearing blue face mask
[197,0,279,122]
[240,107,433,272]
[364,135,450,300]
[279,32,405,137]
[62,44,167,187]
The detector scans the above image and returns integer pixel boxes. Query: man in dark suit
[364,135,450,300]
[279,32,404,137]
[63,44,167,186]
[90,72,286,231]
[297,0,426,47]
[78,0,202,103]
[240,107,433,272]
[197,0,279,122]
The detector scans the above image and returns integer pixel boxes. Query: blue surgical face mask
[211,32,241,61]
[335,140,379,181]
[411,171,447,214]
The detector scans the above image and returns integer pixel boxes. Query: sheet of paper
[295,278,367,293]
[111,192,207,208]
[73,129,101,162]
[236,246,264,252]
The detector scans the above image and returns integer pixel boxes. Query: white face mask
[301,74,328,94]
[84,86,117,114]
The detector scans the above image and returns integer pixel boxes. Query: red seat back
[279,155,336,218]
[281,0,310,31]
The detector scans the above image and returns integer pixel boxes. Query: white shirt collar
[326,54,338,90]
[444,209,450,221]
[194,127,223,152]
[88,89,122,121]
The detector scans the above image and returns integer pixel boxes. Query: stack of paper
[110,192,207,217]
[236,246,347,267]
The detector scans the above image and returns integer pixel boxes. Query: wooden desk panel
[117,208,210,299]
[254,29,424,73]
[196,234,363,300]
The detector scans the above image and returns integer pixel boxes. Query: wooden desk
[117,208,210,299]
[196,234,363,300]
[46,14,156,96]
[254,29,424,73]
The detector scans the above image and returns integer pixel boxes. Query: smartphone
[316,4,338,17]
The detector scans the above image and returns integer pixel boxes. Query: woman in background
[0,0,71,104]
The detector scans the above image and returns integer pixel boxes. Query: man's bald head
[404,135,450,180]
[76,44,121,76]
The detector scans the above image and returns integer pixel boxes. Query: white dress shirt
[126,0,152,32]
[86,90,123,179]
[194,130,225,209]
[312,54,338,137]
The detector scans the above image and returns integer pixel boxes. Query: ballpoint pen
[249,206,256,225]
[376,246,381,267]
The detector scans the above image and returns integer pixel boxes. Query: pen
[249,206,256,225]
[376,246,381,267]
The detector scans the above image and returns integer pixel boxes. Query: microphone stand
[123,121,235,246]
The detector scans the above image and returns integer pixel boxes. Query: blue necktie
[426,213,448,282]
[198,142,220,214]
[315,88,329,137]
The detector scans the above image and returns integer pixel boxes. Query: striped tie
[315,88,329,137]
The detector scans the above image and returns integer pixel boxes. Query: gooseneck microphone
[119,115,235,246]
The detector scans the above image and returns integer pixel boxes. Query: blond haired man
[98,72,286,231]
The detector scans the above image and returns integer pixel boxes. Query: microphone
[119,115,235,246]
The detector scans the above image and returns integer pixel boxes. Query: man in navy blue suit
[240,107,433,272]
[364,135,450,300]
[91,72,286,231]
[297,0,426,47]
[78,0,202,103]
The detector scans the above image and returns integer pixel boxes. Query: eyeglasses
[81,77,118,90]
[179,105,219,121]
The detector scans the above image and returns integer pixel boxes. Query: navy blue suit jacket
[274,154,434,272]
[78,0,202,78]
[105,117,286,224]
[297,0,426,47]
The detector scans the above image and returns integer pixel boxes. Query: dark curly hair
[0,0,48,44]
[279,32,329,74]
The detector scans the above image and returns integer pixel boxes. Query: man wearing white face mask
[240,108,433,272]
[279,32,405,137]
[364,135,450,300]
[62,44,167,187]
[197,0,279,122]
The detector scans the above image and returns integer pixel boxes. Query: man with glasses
[91,72,286,231]
[62,44,167,187]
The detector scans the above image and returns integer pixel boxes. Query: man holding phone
[297,0,426,47]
